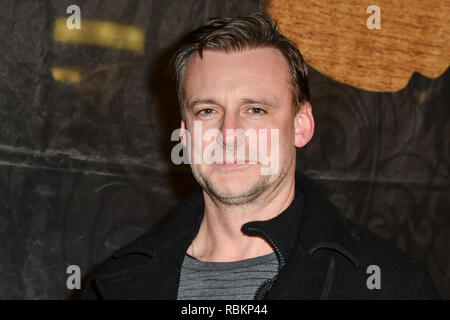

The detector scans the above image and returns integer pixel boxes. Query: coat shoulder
[335,215,440,299]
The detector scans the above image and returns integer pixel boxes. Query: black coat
[80,172,440,299]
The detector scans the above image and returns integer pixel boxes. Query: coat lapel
[265,172,362,299]
[94,189,205,299]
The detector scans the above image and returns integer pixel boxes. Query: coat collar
[111,171,303,262]
[112,171,360,263]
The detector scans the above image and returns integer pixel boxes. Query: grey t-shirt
[177,252,279,300]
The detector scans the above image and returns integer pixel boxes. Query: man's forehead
[184,47,292,98]
[187,47,290,73]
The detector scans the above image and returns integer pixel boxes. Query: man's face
[182,47,299,206]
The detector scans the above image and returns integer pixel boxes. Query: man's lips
[214,160,257,169]
[217,159,253,164]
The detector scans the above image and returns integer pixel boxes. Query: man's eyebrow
[239,97,276,108]
[187,97,276,109]
[188,98,220,110]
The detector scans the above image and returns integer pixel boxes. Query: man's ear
[294,102,314,148]
[180,120,187,146]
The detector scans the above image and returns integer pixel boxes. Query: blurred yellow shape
[50,66,82,84]
[266,0,450,92]
[53,18,145,54]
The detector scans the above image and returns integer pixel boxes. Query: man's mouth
[214,159,255,170]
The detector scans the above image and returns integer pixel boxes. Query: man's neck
[189,173,296,262]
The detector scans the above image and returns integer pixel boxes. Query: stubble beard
[190,164,291,207]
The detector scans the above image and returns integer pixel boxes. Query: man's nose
[219,113,244,147]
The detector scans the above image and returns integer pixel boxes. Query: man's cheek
[260,128,280,176]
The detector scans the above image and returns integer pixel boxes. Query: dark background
[0,0,448,299]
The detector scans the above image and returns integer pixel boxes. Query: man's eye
[248,107,266,115]
[197,108,216,116]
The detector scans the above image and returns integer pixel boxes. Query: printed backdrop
[0,0,448,299]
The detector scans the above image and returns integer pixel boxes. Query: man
[80,13,439,299]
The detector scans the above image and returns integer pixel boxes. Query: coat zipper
[243,226,286,300]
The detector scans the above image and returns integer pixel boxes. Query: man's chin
[200,166,269,206]
[209,179,258,198]
[205,185,264,206]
